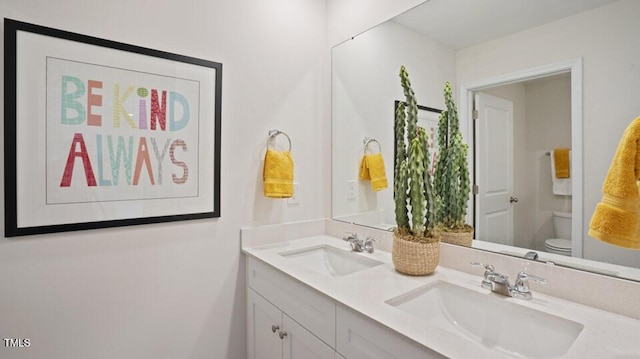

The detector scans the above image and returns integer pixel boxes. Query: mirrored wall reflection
[331,17,455,228]
[331,0,640,281]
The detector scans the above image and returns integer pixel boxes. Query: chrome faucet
[343,232,376,253]
[471,262,546,300]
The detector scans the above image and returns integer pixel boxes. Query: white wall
[332,20,455,226]
[0,0,330,358]
[457,0,640,266]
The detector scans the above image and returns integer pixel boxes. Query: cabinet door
[248,257,336,346]
[248,289,283,359]
[283,314,334,359]
[336,305,446,359]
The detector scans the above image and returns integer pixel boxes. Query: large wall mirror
[332,0,640,281]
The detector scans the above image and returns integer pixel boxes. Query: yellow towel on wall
[359,155,370,181]
[263,149,294,198]
[358,153,388,192]
[588,117,640,249]
[553,148,571,178]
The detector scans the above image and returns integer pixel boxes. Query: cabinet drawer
[336,305,445,359]
[247,256,336,347]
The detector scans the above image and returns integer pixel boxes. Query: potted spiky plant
[433,81,474,246]
[392,66,440,276]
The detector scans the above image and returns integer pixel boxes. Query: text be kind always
[58,75,194,188]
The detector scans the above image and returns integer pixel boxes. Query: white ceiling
[392,0,619,50]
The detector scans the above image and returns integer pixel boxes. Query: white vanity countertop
[243,235,640,359]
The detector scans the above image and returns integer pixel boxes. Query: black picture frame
[4,18,222,237]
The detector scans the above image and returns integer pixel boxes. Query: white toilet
[544,211,572,256]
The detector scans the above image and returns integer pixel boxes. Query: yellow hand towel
[359,155,370,180]
[263,149,294,198]
[588,117,640,249]
[359,153,388,192]
[553,148,571,178]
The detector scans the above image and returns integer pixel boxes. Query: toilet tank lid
[552,211,572,218]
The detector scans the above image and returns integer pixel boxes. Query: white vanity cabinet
[336,305,445,359]
[247,257,337,359]
[247,289,283,359]
[246,255,442,359]
[247,257,336,346]
[247,289,335,359]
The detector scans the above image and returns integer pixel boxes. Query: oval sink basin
[279,245,383,277]
[386,281,584,358]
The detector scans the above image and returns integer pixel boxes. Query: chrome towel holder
[268,129,292,151]
[363,137,381,154]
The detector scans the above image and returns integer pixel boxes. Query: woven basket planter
[440,229,474,247]
[392,235,440,276]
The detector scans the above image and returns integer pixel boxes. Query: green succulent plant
[433,81,472,232]
[394,66,437,242]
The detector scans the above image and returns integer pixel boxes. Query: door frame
[459,58,583,258]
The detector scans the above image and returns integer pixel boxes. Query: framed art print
[4,19,222,236]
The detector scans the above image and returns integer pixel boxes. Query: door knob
[271,325,279,333]
[510,196,519,203]
[278,331,288,339]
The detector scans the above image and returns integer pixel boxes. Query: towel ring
[268,129,292,151]
[363,137,381,154]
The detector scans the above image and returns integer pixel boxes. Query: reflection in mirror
[332,0,640,281]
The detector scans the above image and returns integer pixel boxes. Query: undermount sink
[279,245,383,277]
[386,281,584,358]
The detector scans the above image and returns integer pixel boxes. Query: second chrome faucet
[471,262,547,300]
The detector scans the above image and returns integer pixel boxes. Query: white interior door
[475,92,514,245]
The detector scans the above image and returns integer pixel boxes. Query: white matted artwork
[4,19,222,236]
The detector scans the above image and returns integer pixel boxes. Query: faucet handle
[470,262,495,272]
[514,271,546,295]
[516,271,546,283]
[343,232,357,241]
[471,262,496,289]
[363,236,376,253]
